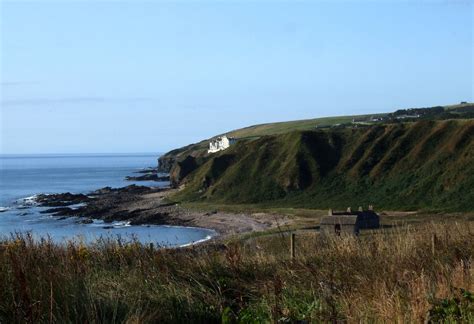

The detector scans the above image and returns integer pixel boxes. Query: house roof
[320,215,358,225]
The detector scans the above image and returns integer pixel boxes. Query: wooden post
[149,243,154,252]
[290,233,296,259]
[49,281,53,324]
[431,234,436,256]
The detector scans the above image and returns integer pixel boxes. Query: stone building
[319,206,380,235]
[208,135,236,154]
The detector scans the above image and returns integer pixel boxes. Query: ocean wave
[179,235,214,248]
[112,221,131,228]
[88,219,105,227]
[99,221,132,229]
[16,195,39,207]
[68,203,87,210]
[0,207,10,213]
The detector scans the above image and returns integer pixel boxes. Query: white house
[208,135,236,154]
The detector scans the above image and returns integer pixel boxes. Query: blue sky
[1,1,472,154]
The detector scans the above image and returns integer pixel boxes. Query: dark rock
[170,155,198,187]
[134,168,158,174]
[36,192,90,207]
[158,155,176,173]
[125,174,170,182]
[129,212,171,225]
[40,207,77,216]
[118,185,155,194]
[91,187,114,195]
[90,185,154,196]
[36,183,175,227]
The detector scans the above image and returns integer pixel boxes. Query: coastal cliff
[158,141,208,173]
[166,119,474,211]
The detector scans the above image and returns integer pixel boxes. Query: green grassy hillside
[172,120,474,211]
[157,114,367,172]
[158,103,473,173]
[226,115,366,138]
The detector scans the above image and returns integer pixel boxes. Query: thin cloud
[1,97,154,107]
[1,81,39,87]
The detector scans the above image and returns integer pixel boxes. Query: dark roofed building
[320,206,380,235]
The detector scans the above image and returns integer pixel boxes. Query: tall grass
[1,222,473,323]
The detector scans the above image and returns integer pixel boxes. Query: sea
[0,154,215,247]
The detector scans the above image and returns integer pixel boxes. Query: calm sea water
[0,154,215,246]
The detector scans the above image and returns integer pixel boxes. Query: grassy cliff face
[158,104,473,174]
[157,115,362,173]
[173,120,474,211]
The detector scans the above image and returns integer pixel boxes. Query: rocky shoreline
[36,185,183,226]
[35,184,289,237]
[124,168,170,182]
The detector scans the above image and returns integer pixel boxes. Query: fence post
[431,234,436,256]
[290,233,296,259]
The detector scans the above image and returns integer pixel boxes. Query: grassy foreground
[1,222,473,323]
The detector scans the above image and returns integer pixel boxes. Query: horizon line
[0,152,164,156]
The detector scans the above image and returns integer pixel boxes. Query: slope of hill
[157,114,366,173]
[158,103,474,174]
[171,119,474,211]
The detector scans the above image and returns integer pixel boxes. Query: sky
[1,0,472,154]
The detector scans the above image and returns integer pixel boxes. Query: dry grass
[0,222,473,323]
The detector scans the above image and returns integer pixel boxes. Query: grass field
[226,115,367,139]
[1,220,473,323]
[227,103,474,139]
